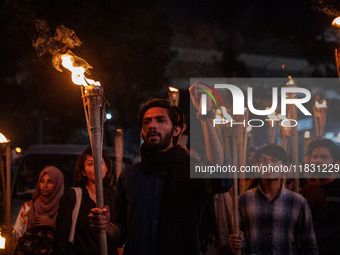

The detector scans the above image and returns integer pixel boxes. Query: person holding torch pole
[54,147,120,255]
[90,86,232,255]
[229,144,318,255]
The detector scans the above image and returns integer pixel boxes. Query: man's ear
[172,125,181,137]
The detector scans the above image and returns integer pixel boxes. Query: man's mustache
[147,131,161,139]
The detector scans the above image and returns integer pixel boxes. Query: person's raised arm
[189,82,224,166]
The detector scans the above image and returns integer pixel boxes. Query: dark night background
[0,0,339,153]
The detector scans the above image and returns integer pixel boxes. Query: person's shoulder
[282,187,308,204]
[60,187,78,203]
[119,162,143,178]
[21,200,32,212]
[239,188,257,200]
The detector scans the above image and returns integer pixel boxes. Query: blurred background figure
[302,139,340,255]
[13,166,64,255]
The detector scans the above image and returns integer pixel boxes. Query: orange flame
[315,99,327,108]
[286,76,295,86]
[169,86,179,92]
[61,53,100,86]
[0,133,8,143]
[332,16,340,28]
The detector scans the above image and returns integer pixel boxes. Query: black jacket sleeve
[52,189,76,255]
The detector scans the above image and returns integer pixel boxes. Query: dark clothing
[303,179,340,255]
[114,144,232,255]
[53,186,117,255]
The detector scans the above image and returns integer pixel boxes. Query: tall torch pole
[285,76,299,193]
[332,17,340,81]
[0,133,12,255]
[267,111,278,144]
[313,98,327,139]
[115,129,124,182]
[82,85,108,255]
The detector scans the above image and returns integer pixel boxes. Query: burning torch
[332,17,340,81]
[0,133,12,254]
[313,98,327,139]
[168,86,180,107]
[60,53,108,255]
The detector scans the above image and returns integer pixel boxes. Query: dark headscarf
[27,166,64,229]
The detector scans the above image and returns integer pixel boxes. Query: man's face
[310,146,334,165]
[258,153,283,179]
[141,107,179,151]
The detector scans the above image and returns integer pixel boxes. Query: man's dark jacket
[114,144,232,255]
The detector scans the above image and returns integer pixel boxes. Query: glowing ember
[169,86,179,92]
[315,99,327,108]
[286,76,295,86]
[0,133,8,143]
[332,16,340,28]
[304,131,310,139]
[61,53,100,86]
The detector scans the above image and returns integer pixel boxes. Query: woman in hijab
[13,166,64,254]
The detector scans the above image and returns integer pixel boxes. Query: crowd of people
[4,83,340,255]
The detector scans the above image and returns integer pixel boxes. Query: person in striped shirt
[229,144,318,255]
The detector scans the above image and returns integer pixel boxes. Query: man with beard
[90,95,232,255]
[229,144,318,255]
[302,139,340,255]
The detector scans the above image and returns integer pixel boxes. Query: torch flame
[61,53,100,86]
[286,76,295,86]
[315,99,327,108]
[332,16,340,28]
[304,131,310,139]
[169,86,179,92]
[0,133,8,143]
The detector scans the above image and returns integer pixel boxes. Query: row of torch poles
[170,81,328,255]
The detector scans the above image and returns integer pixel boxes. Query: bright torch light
[332,16,340,28]
[0,133,8,143]
[0,232,5,249]
[60,51,108,255]
[168,86,179,107]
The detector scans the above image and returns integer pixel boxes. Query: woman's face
[39,173,55,197]
[82,155,108,184]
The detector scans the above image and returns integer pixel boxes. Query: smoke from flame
[33,19,98,86]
